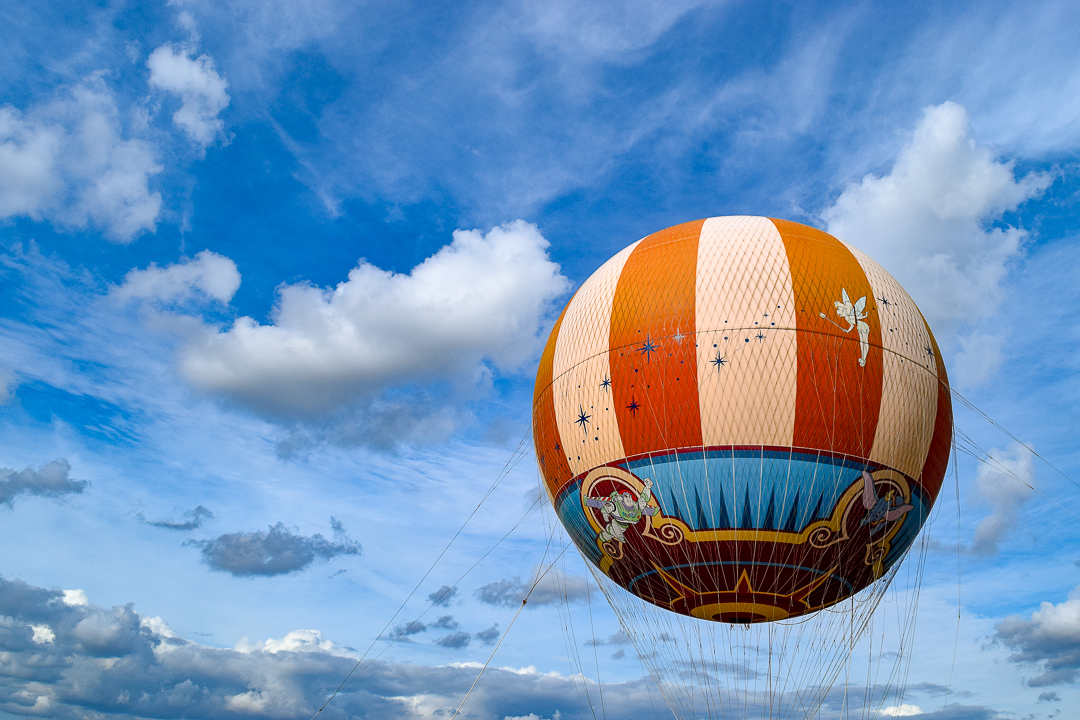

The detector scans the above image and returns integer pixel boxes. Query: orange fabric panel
[610,220,704,456]
[533,301,574,498]
[772,219,883,459]
[919,325,952,500]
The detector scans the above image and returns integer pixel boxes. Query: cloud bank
[0,574,674,720]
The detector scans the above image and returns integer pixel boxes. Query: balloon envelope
[533,216,951,623]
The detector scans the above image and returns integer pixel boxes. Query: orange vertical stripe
[919,325,952,500]
[610,220,704,456]
[533,301,574,499]
[772,219,883,459]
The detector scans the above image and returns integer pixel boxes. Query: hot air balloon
[533,216,951,717]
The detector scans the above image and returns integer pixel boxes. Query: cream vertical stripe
[844,243,938,480]
[551,241,639,477]
[696,217,798,447]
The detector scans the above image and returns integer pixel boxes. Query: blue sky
[0,0,1079,718]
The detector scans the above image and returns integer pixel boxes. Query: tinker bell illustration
[859,471,913,533]
[819,288,870,367]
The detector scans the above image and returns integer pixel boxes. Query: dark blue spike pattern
[622,449,878,533]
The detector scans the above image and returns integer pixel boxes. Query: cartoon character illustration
[859,471,913,532]
[820,288,870,367]
[585,477,658,545]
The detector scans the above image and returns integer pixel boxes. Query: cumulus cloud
[189,519,360,576]
[179,221,569,427]
[138,505,214,531]
[0,459,88,507]
[0,83,162,242]
[114,251,241,306]
[996,583,1080,686]
[476,565,592,608]
[435,631,472,650]
[476,624,499,646]
[147,44,230,148]
[391,615,459,640]
[429,585,460,607]
[823,102,1050,365]
[969,442,1035,557]
[880,705,923,717]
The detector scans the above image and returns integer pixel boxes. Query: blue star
[637,335,657,361]
[599,376,611,391]
[878,296,891,308]
[756,332,765,341]
[673,329,685,344]
[554,442,561,452]
[575,406,591,430]
[925,345,935,358]
[626,399,640,415]
[711,353,727,371]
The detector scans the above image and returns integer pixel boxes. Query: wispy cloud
[969,442,1035,557]
[138,504,214,531]
[476,565,592,608]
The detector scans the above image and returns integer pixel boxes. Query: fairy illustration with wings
[822,288,871,367]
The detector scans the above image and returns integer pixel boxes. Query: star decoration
[925,345,935,358]
[711,353,727,371]
[878,296,891,308]
[575,406,591,430]
[599,376,611,391]
[626,399,640,415]
[637,335,657,361]
[673,329,685,344]
[756,332,765,341]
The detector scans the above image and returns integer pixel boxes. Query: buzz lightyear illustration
[585,477,659,545]
[820,288,870,367]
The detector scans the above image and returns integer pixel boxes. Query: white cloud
[114,250,241,305]
[880,705,923,717]
[997,583,1080,686]
[30,624,55,644]
[0,83,162,242]
[62,589,89,606]
[179,220,570,420]
[148,44,230,148]
[823,102,1050,343]
[970,441,1035,557]
[237,628,346,655]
